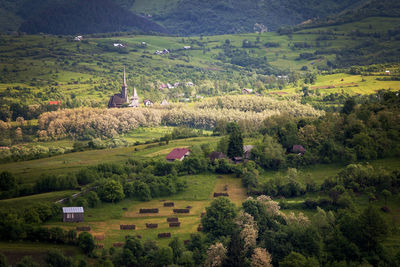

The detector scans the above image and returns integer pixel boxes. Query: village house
[242,88,253,94]
[113,43,126,48]
[166,148,190,162]
[154,49,169,55]
[184,46,191,50]
[186,82,194,86]
[62,207,84,222]
[243,145,254,159]
[161,99,169,106]
[143,99,153,107]
[292,145,306,155]
[209,151,226,161]
[74,36,83,41]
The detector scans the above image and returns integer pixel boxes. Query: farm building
[242,88,253,94]
[62,207,84,222]
[209,151,226,161]
[243,145,254,159]
[143,99,153,107]
[166,148,190,162]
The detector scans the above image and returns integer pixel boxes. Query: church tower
[129,87,139,107]
[121,67,128,103]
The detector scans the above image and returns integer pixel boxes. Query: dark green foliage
[34,174,78,193]
[157,247,174,266]
[0,253,7,267]
[201,197,237,238]
[16,256,40,267]
[98,179,125,202]
[251,135,285,170]
[227,123,243,159]
[78,232,95,254]
[86,191,100,208]
[169,237,185,263]
[19,0,166,35]
[0,171,16,191]
[44,249,73,267]
[279,252,319,267]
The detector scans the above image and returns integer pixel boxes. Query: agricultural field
[44,174,246,248]
[0,135,220,185]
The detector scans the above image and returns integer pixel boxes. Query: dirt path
[213,175,247,206]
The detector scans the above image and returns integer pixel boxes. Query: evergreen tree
[227,123,243,159]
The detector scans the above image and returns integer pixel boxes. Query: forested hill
[137,0,369,36]
[296,0,400,30]
[1,0,166,35]
[1,0,399,35]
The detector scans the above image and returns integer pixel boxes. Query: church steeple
[121,67,128,103]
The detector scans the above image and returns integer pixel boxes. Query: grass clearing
[0,136,220,184]
[45,174,247,248]
[0,190,78,209]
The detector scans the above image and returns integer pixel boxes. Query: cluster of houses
[74,36,83,41]
[159,81,194,90]
[154,49,169,55]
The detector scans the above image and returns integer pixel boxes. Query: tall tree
[227,123,243,159]
[202,197,237,238]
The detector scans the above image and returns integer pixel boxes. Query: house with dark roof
[209,151,226,161]
[62,207,84,222]
[243,145,254,159]
[166,148,190,162]
[242,88,253,94]
[143,99,153,107]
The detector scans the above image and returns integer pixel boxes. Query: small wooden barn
[62,207,84,222]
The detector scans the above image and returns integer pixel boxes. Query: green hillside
[0,16,399,121]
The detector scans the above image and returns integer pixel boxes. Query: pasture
[0,136,220,185]
[45,174,246,248]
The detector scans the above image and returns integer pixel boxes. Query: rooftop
[62,207,84,213]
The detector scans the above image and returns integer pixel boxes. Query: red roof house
[166,148,190,162]
[292,145,306,155]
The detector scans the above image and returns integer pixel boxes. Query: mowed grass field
[45,174,247,248]
[0,136,221,185]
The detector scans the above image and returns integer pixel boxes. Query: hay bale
[169,222,181,227]
[120,225,136,230]
[224,184,228,191]
[76,226,91,231]
[94,235,104,241]
[200,212,205,218]
[158,233,171,238]
[164,202,174,207]
[173,208,190,214]
[186,206,192,209]
[167,217,179,222]
[139,208,159,213]
[213,192,229,197]
[197,226,203,232]
[113,242,124,247]
[146,223,158,229]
